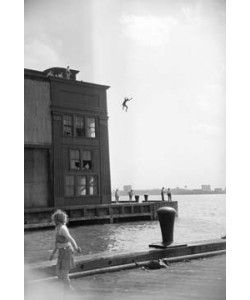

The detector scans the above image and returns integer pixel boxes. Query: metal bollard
[157,206,176,246]
[135,195,140,202]
[144,194,149,202]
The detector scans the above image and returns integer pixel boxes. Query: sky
[24,0,226,190]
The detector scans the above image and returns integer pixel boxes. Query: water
[24,194,225,264]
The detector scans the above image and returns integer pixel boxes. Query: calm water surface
[24,194,226,263]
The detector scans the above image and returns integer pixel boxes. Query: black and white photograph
[20,0,238,299]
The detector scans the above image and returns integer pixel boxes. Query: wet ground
[25,254,226,300]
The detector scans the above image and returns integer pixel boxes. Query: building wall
[24,148,50,208]
[24,76,52,208]
[24,69,112,209]
[99,115,112,203]
[201,185,211,192]
[24,78,52,146]
[50,79,107,113]
[50,78,112,207]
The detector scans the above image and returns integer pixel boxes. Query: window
[65,175,98,196]
[63,115,73,136]
[69,149,92,170]
[63,114,96,138]
[77,176,87,196]
[70,150,80,170]
[65,175,74,196]
[82,151,92,170]
[89,175,98,195]
[86,117,96,138]
[75,116,84,137]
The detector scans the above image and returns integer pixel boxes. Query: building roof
[43,67,79,79]
[24,67,110,89]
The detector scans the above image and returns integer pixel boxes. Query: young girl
[50,209,81,291]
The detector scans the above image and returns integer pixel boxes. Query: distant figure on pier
[115,189,119,203]
[161,187,165,201]
[47,70,54,77]
[50,209,81,293]
[128,189,133,201]
[122,97,132,112]
[167,188,172,201]
[66,66,72,79]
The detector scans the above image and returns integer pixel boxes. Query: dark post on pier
[158,206,176,246]
[149,206,186,249]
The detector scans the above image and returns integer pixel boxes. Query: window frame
[64,174,99,197]
[82,150,92,170]
[76,175,87,196]
[86,117,96,138]
[89,175,98,195]
[75,115,85,137]
[69,148,92,171]
[69,149,81,170]
[62,114,97,139]
[63,114,73,136]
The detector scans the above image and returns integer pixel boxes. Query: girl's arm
[49,243,58,260]
[60,226,81,252]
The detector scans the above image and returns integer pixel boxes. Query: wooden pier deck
[24,201,178,230]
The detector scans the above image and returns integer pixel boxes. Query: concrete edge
[25,238,225,271]
[26,249,226,284]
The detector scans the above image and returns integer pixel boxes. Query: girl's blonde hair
[51,209,68,225]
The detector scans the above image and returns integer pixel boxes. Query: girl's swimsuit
[56,230,69,245]
[56,226,75,271]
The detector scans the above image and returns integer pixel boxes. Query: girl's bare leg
[61,270,74,292]
[56,268,63,280]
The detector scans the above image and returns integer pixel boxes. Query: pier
[25,254,225,300]
[25,238,225,282]
[24,201,178,230]
[24,200,226,299]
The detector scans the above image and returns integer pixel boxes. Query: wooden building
[24,67,112,209]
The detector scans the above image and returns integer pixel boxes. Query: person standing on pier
[161,187,166,201]
[66,66,72,79]
[128,189,133,201]
[167,188,172,201]
[50,209,81,292]
[115,189,119,203]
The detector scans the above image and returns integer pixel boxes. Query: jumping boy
[122,97,132,112]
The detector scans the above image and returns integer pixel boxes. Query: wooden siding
[24,78,52,145]
[24,149,50,208]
